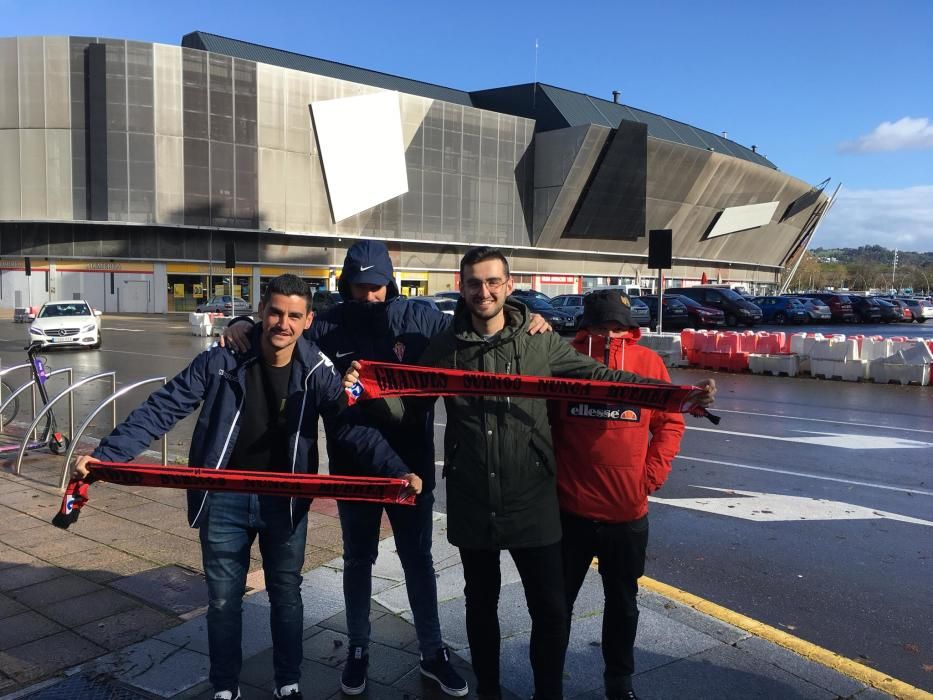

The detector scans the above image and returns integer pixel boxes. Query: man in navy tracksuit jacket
[225,242,469,696]
[75,275,416,700]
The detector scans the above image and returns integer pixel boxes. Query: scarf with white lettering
[347,361,716,419]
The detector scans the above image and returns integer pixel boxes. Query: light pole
[892,248,898,292]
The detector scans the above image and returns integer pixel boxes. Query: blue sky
[5,0,932,252]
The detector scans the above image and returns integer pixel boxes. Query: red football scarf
[346,361,717,419]
[53,462,416,529]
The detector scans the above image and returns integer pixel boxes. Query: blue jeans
[338,491,442,655]
[200,493,307,693]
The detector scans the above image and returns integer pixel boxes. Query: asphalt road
[1,314,930,690]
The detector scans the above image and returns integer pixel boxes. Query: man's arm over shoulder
[643,355,685,492]
[543,333,665,385]
[94,348,216,462]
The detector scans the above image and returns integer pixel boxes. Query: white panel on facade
[155,134,184,223]
[707,200,780,238]
[0,130,21,218]
[257,64,284,150]
[311,91,408,223]
[153,44,183,137]
[20,128,47,218]
[0,39,19,129]
[44,37,70,129]
[45,129,73,219]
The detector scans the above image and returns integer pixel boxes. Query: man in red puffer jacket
[551,289,685,700]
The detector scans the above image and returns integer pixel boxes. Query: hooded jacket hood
[337,240,400,300]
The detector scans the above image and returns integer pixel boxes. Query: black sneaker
[274,683,303,698]
[420,647,468,697]
[341,645,368,695]
[608,691,639,700]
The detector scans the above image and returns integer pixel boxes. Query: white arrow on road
[687,427,933,450]
[650,487,933,526]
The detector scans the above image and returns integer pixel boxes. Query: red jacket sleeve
[644,358,685,492]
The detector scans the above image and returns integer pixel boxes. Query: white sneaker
[273,683,303,698]
[212,689,241,700]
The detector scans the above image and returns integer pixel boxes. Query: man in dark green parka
[370,246,716,700]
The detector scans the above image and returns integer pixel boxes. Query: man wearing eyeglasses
[222,240,551,697]
[350,246,715,700]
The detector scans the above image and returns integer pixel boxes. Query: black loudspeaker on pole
[225,242,236,270]
[648,229,673,270]
[24,257,31,277]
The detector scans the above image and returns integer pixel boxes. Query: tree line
[783,246,933,294]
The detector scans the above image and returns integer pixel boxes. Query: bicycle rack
[0,369,73,441]
[0,364,35,433]
[13,371,117,476]
[59,377,168,489]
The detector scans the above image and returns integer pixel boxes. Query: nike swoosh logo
[335,351,355,358]
[360,265,375,271]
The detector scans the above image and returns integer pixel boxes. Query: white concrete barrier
[748,354,801,377]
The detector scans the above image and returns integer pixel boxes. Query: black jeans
[459,542,568,700]
[561,510,649,697]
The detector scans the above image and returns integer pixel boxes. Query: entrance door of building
[401,280,426,297]
[119,280,150,313]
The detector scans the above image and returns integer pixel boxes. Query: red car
[667,294,726,328]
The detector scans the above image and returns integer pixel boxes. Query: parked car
[749,296,809,325]
[873,298,904,323]
[408,296,457,315]
[629,297,652,327]
[640,295,691,331]
[666,286,762,327]
[794,297,832,322]
[896,297,932,323]
[513,295,577,331]
[433,291,461,301]
[28,300,102,349]
[510,288,552,303]
[549,294,586,329]
[884,298,914,322]
[801,293,857,323]
[847,295,883,324]
[311,290,342,313]
[668,294,726,328]
[196,295,251,315]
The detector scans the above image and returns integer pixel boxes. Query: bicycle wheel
[1,379,19,427]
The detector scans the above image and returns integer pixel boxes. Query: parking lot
[1,312,931,691]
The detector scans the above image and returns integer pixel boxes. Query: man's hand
[686,378,716,409]
[527,313,552,335]
[403,473,423,496]
[72,455,94,480]
[343,360,362,389]
[219,322,251,354]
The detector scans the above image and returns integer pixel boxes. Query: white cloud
[838,117,933,153]
[815,185,933,252]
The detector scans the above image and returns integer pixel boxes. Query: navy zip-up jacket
[92,326,410,528]
[310,277,450,491]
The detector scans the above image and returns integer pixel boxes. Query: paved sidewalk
[0,448,899,699]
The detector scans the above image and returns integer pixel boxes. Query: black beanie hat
[580,289,636,329]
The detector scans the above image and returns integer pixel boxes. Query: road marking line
[687,426,933,449]
[676,455,933,497]
[637,576,933,700]
[710,408,933,435]
[650,487,933,525]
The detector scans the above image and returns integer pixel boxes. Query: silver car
[795,297,832,322]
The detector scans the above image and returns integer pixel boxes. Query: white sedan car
[28,301,102,349]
